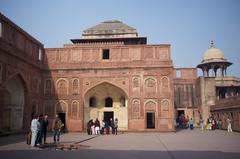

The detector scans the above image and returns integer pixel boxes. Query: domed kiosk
[71,20,147,45]
[197,41,232,77]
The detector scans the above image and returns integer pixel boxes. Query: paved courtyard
[0,129,240,159]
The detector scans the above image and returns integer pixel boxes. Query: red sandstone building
[0,13,239,133]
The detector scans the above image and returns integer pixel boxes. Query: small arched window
[89,97,97,107]
[105,97,113,107]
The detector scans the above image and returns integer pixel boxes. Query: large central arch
[84,82,128,130]
[0,74,26,132]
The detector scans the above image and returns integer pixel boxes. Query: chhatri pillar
[197,41,232,77]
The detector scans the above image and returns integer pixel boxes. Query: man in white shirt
[31,114,40,147]
[227,117,232,132]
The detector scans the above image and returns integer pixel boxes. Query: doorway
[146,112,155,129]
[177,110,185,118]
[104,111,114,126]
[58,113,66,132]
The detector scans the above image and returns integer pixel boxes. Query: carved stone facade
[2,14,239,133]
[43,43,174,132]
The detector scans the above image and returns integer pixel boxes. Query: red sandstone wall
[43,44,175,132]
[0,13,44,131]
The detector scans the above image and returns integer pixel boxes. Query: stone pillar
[207,68,209,77]
[211,65,215,77]
[225,67,227,76]
[221,65,224,77]
[214,67,218,77]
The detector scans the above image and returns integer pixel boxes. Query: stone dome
[201,41,227,63]
[82,20,138,39]
[203,47,225,62]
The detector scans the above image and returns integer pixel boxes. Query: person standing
[114,118,118,135]
[52,114,62,144]
[43,115,49,144]
[110,118,115,134]
[101,120,106,134]
[87,119,93,135]
[200,117,204,130]
[227,117,232,132]
[30,114,40,147]
[189,118,194,130]
[94,118,100,135]
[36,114,44,145]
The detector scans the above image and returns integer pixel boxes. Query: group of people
[176,114,190,129]
[30,114,63,147]
[30,114,49,147]
[176,114,233,132]
[201,116,232,132]
[87,118,118,135]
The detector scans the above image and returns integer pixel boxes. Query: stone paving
[0,129,240,159]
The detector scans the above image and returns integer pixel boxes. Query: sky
[0,0,240,77]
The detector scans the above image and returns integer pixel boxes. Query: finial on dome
[210,40,215,48]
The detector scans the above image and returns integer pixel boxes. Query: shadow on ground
[0,133,55,146]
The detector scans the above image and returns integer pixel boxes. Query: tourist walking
[227,117,232,132]
[30,114,40,147]
[52,114,62,144]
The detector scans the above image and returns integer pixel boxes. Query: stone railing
[211,96,240,110]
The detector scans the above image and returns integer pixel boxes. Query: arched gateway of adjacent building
[84,82,128,131]
[0,74,26,132]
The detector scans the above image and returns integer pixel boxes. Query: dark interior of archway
[105,97,113,107]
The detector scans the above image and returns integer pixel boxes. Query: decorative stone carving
[132,99,140,119]
[57,79,68,95]
[133,77,140,88]
[145,77,157,96]
[145,100,156,111]
[71,101,78,118]
[161,99,169,118]
[161,76,170,94]
[72,78,79,94]
[146,78,155,87]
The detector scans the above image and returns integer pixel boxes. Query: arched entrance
[84,82,128,130]
[55,101,67,131]
[0,75,26,132]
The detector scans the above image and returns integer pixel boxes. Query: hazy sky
[0,0,240,76]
